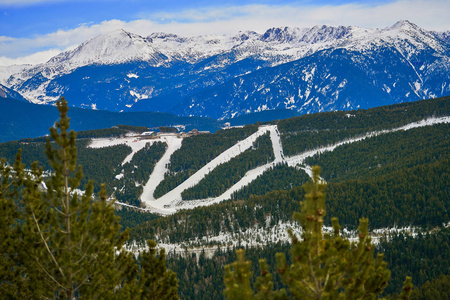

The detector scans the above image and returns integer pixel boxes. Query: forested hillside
[0,96,448,298]
[278,96,448,156]
[164,227,450,299]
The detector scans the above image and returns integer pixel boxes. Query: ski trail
[176,163,276,210]
[140,136,183,205]
[269,125,284,163]
[142,125,276,213]
[88,136,156,166]
[119,116,449,214]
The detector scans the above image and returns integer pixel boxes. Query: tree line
[231,163,310,200]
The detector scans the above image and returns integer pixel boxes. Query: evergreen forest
[0,96,448,298]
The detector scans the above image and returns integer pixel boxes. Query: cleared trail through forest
[140,125,279,213]
[122,116,450,214]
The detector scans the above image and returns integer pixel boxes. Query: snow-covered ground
[140,136,183,214]
[126,220,433,258]
[140,125,280,213]
[91,116,449,216]
[102,116,449,255]
[88,134,158,166]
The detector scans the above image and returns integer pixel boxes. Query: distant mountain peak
[390,20,417,30]
[1,20,449,118]
[300,24,352,44]
[46,29,164,68]
[260,26,307,43]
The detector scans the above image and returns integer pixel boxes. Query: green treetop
[224,166,412,299]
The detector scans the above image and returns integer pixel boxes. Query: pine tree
[224,166,409,299]
[136,240,179,300]
[0,97,179,299]
[0,150,38,298]
[14,97,134,298]
[224,249,255,300]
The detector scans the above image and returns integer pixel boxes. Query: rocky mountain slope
[1,20,449,119]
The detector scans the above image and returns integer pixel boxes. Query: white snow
[93,116,449,216]
[2,21,447,106]
[129,89,150,100]
[139,136,183,213]
[127,73,139,78]
[127,221,437,257]
[88,135,156,166]
[140,125,279,213]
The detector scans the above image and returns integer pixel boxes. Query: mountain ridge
[1,20,449,119]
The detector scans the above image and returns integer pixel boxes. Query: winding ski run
[89,117,449,215]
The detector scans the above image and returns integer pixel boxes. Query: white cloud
[0,48,62,66]
[142,0,450,33]
[0,0,449,66]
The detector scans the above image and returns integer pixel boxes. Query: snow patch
[127,73,139,78]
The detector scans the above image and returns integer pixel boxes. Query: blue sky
[1,0,449,65]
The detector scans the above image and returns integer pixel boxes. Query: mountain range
[1,20,449,119]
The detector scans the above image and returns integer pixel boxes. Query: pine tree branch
[31,210,67,281]
[301,279,317,294]
[73,248,96,268]
[333,259,353,290]
[34,257,67,292]
[72,262,93,279]
[323,269,331,290]
[308,253,320,295]
[56,228,69,235]
[48,197,66,216]
[73,275,91,293]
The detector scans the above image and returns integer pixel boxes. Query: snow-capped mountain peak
[260,27,307,43]
[47,29,166,68]
[381,19,446,53]
[1,21,449,118]
[299,25,353,44]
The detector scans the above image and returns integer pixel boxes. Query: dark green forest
[129,122,449,242]
[278,96,449,156]
[231,163,310,200]
[129,156,448,244]
[0,138,132,193]
[113,141,167,206]
[304,123,449,181]
[163,227,450,299]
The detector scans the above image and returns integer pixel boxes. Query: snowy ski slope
[89,116,449,215]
